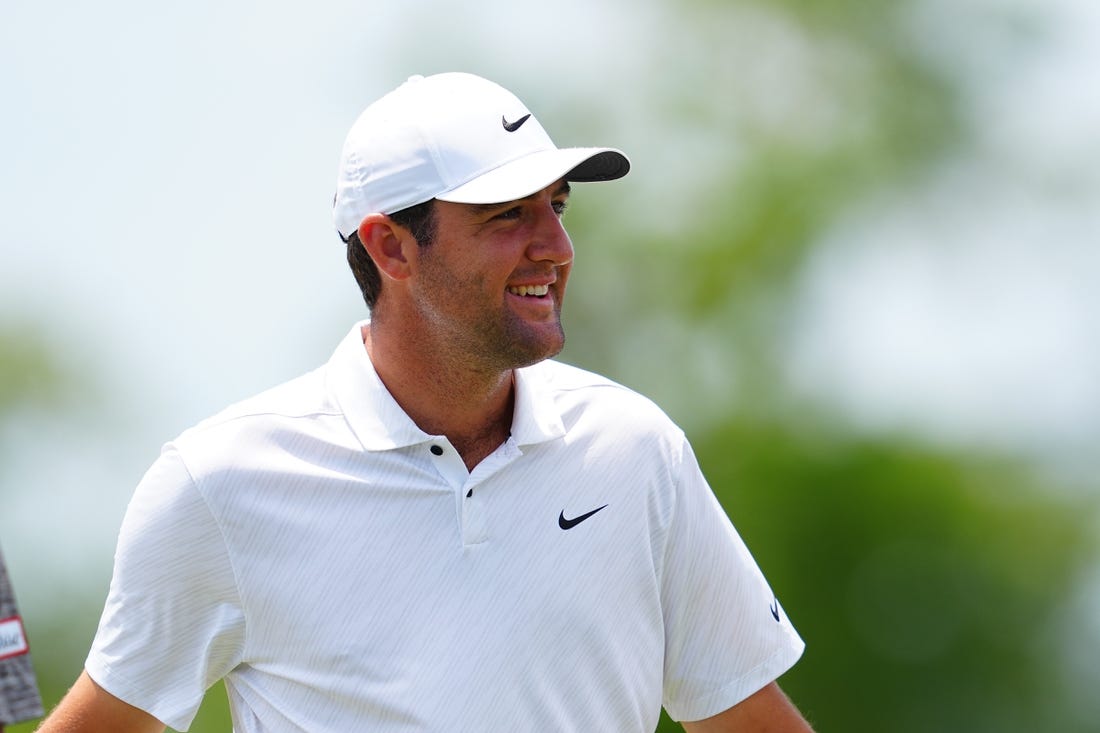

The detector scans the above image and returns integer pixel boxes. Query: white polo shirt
[87,322,803,732]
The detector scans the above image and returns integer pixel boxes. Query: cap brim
[436,147,629,205]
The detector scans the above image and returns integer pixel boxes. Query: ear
[357,213,416,281]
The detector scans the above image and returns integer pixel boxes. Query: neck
[362,321,515,471]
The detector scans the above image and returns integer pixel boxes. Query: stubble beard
[414,249,567,373]
[466,304,566,372]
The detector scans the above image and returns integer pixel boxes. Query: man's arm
[682,682,813,733]
[35,672,164,733]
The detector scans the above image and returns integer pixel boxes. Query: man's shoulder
[176,365,344,449]
[140,362,362,507]
[530,359,683,436]
[529,359,644,401]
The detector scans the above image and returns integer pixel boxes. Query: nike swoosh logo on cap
[558,504,608,530]
[502,113,531,132]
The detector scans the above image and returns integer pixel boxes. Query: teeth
[508,284,549,297]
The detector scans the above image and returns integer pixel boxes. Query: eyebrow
[466,181,572,215]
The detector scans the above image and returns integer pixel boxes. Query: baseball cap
[333,72,630,238]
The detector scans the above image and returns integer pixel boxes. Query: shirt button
[430,445,444,456]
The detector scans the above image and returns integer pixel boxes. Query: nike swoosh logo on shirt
[558,504,608,530]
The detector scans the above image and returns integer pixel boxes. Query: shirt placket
[424,437,522,547]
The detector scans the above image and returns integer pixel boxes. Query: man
[38,73,812,732]
[1,544,44,731]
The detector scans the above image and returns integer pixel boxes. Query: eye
[492,207,522,221]
[552,200,569,217]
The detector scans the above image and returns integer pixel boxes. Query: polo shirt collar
[328,322,429,451]
[328,322,565,452]
[511,361,566,446]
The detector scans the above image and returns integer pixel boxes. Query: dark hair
[343,199,437,309]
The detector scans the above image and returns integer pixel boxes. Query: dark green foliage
[686,419,1095,732]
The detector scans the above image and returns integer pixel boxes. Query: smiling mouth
[507,284,550,297]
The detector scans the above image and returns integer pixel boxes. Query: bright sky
[2,0,1098,616]
[787,0,1100,472]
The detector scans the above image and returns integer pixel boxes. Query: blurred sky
[787,0,1100,474]
[2,0,1099,616]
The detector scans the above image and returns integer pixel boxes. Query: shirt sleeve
[659,438,804,723]
[86,445,245,731]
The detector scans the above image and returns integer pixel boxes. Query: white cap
[333,72,630,238]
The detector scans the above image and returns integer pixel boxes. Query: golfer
[38,72,813,732]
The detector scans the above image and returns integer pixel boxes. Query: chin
[505,331,565,369]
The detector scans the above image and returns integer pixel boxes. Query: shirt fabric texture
[87,322,804,732]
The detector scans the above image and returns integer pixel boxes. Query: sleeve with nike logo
[658,438,804,723]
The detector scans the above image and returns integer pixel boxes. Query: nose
[526,204,574,267]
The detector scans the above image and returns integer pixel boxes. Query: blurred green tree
[674,421,1095,733]
[555,0,1100,731]
[0,324,69,417]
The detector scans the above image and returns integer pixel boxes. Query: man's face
[407,180,574,372]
